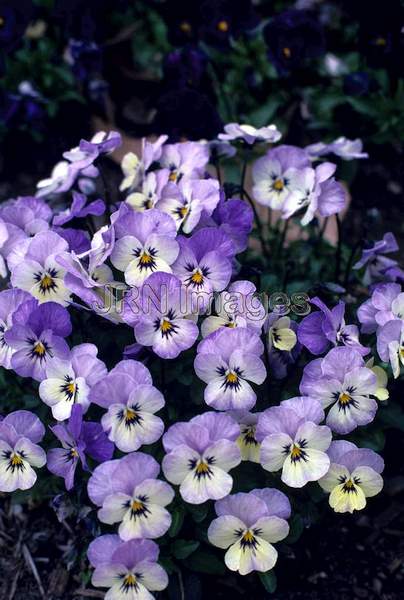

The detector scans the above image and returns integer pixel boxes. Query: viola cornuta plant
[0,124,403,597]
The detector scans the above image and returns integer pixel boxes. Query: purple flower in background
[0,289,33,369]
[75,130,121,160]
[209,196,253,253]
[194,328,266,411]
[305,137,368,161]
[319,440,384,513]
[54,227,91,254]
[0,411,46,492]
[10,230,71,305]
[172,228,233,309]
[88,536,168,599]
[256,397,331,488]
[52,191,105,226]
[376,319,404,378]
[218,123,281,145]
[128,272,199,359]
[162,412,241,504]
[88,453,174,540]
[252,145,310,209]
[5,302,71,381]
[357,283,402,334]
[47,404,114,490]
[0,196,51,238]
[90,359,165,452]
[157,178,220,233]
[39,343,107,420]
[159,141,209,183]
[201,280,266,338]
[300,347,378,434]
[208,489,290,575]
[282,162,346,225]
[354,233,404,285]
[298,297,369,356]
[111,208,179,287]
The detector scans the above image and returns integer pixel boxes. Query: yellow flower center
[139,252,153,265]
[10,453,23,467]
[0,16,4,27]
[40,274,54,290]
[179,206,188,218]
[169,170,178,182]
[339,392,351,405]
[400,348,404,358]
[125,408,138,423]
[131,500,144,512]
[375,37,386,46]
[70,447,79,459]
[283,47,292,58]
[66,382,76,396]
[123,573,137,588]
[290,444,302,460]
[190,270,203,285]
[33,341,46,356]
[160,319,173,333]
[273,178,284,191]
[195,461,210,475]
[217,20,229,32]
[225,371,238,384]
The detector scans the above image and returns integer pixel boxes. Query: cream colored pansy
[120,152,140,192]
[365,358,389,401]
[268,316,297,352]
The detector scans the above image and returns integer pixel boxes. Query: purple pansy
[298,297,369,356]
[300,347,378,434]
[10,230,71,305]
[127,272,199,359]
[47,404,114,490]
[172,228,233,311]
[5,302,71,381]
[357,283,402,334]
[162,412,241,504]
[282,162,346,225]
[194,328,266,411]
[159,141,209,183]
[0,410,46,492]
[88,452,174,540]
[0,289,33,369]
[256,397,332,488]
[88,535,168,599]
[52,191,105,226]
[252,145,310,209]
[376,318,404,378]
[209,196,254,253]
[354,233,404,285]
[90,360,164,453]
[201,280,266,338]
[208,489,290,575]
[305,137,368,161]
[39,343,107,420]
[111,207,179,288]
[157,178,220,233]
[319,440,384,513]
[218,123,282,145]
[126,170,169,212]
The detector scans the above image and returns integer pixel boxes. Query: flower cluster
[0,124,399,596]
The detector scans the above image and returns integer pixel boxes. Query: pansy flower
[208,489,290,575]
[172,228,233,311]
[159,141,209,183]
[354,233,404,285]
[128,272,199,359]
[252,145,310,209]
[52,191,105,227]
[39,343,107,420]
[208,196,254,253]
[357,282,402,334]
[319,441,384,513]
[218,123,281,145]
[111,208,179,288]
[267,314,297,353]
[88,453,174,540]
[300,347,378,434]
[0,410,46,492]
[5,302,71,381]
[194,328,266,411]
[282,162,345,226]
[157,178,220,233]
[230,410,261,463]
[90,360,165,452]
[10,230,71,305]
[162,412,241,504]
[201,280,266,338]
[256,397,331,488]
[298,297,369,356]
[0,288,33,369]
[88,535,168,600]
[376,319,404,379]
[47,405,114,490]
[126,170,169,212]
[305,137,368,161]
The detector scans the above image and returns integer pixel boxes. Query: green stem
[335,214,342,282]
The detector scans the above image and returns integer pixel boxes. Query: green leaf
[168,507,185,537]
[172,539,200,560]
[259,571,277,594]
[286,514,304,544]
[184,550,226,575]
[187,503,209,523]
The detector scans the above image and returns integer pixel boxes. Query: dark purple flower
[354,233,404,285]
[53,191,105,226]
[47,404,114,490]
